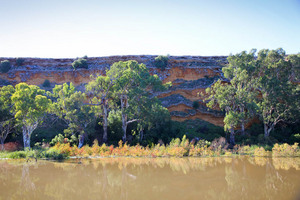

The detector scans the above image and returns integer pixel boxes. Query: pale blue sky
[0,0,299,58]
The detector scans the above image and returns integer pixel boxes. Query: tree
[16,58,25,66]
[0,85,15,150]
[86,75,113,143]
[224,50,258,135]
[0,60,11,73]
[254,49,299,138]
[11,83,51,148]
[154,55,169,70]
[107,60,167,142]
[205,50,257,145]
[72,58,88,69]
[51,83,94,147]
[42,79,51,87]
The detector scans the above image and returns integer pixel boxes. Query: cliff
[0,55,228,126]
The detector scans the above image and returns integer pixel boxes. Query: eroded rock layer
[0,55,227,126]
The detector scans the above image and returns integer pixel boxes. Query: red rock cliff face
[0,55,227,126]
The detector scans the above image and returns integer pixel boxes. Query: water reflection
[0,157,299,200]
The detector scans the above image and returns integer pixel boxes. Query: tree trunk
[264,123,272,138]
[241,121,245,136]
[23,129,31,149]
[229,128,235,146]
[121,95,128,142]
[140,128,144,142]
[102,105,108,143]
[78,134,85,148]
[0,139,4,151]
[122,118,127,142]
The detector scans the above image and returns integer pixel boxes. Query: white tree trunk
[241,121,245,136]
[264,123,272,138]
[22,122,38,149]
[23,128,31,149]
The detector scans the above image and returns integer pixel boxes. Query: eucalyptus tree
[107,60,167,142]
[11,83,51,148]
[0,85,15,150]
[85,75,113,143]
[254,49,299,138]
[51,83,94,147]
[205,50,258,145]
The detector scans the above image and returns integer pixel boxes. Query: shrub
[16,58,25,66]
[192,101,200,109]
[44,148,65,160]
[272,143,300,157]
[154,55,169,70]
[0,60,11,73]
[253,147,268,157]
[50,134,64,146]
[42,79,51,87]
[8,151,27,159]
[4,142,21,151]
[72,58,88,69]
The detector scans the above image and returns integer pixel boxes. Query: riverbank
[1,138,299,160]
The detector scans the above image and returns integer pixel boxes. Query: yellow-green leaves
[11,83,51,126]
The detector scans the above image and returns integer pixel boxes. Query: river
[0,156,300,200]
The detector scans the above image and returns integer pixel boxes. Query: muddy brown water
[0,156,300,200]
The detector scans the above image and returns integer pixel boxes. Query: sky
[0,0,299,58]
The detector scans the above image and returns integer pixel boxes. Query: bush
[44,149,65,160]
[72,58,88,69]
[42,79,51,87]
[272,143,300,157]
[8,151,27,159]
[16,58,25,66]
[3,142,21,151]
[192,101,200,109]
[50,134,64,146]
[154,55,169,70]
[0,60,11,73]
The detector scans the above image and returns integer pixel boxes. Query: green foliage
[50,134,64,146]
[154,55,169,70]
[85,75,113,143]
[255,49,299,137]
[206,50,257,143]
[72,58,88,69]
[107,110,124,144]
[50,82,94,146]
[42,79,51,87]
[7,151,27,159]
[44,148,66,160]
[107,60,167,142]
[0,60,11,73]
[16,58,25,66]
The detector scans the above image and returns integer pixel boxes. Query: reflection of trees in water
[1,157,300,200]
[272,157,300,170]
[20,164,36,191]
[248,156,268,166]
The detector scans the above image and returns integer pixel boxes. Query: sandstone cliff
[0,55,228,126]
